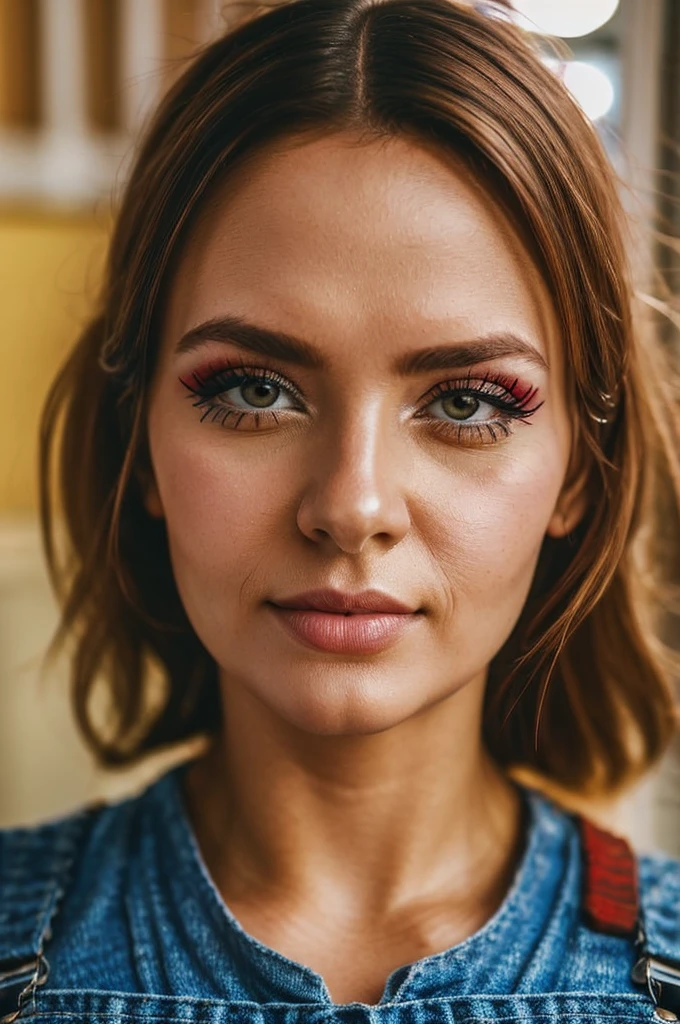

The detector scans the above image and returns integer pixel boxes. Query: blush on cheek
[429,445,566,599]
[500,444,564,516]
[151,431,303,644]
[158,441,290,556]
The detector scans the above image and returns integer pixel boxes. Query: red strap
[579,816,639,938]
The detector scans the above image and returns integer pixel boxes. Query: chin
[278,706,411,738]
[257,674,423,737]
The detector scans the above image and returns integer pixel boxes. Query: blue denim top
[2,761,680,1022]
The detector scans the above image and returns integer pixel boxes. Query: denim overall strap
[0,811,91,1023]
[579,815,680,1021]
[632,848,680,1022]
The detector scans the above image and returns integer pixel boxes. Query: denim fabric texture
[0,762,676,1022]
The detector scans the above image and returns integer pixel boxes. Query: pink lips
[269,589,422,654]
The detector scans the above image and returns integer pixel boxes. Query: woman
[2,0,680,1020]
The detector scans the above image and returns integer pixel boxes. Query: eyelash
[179,361,543,445]
[416,371,543,444]
[181,364,304,431]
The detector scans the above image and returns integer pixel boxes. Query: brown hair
[40,0,680,793]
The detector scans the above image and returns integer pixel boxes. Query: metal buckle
[0,957,49,1023]
[632,955,680,1020]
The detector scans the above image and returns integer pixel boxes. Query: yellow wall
[0,209,109,512]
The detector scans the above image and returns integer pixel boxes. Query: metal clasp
[0,957,49,1023]
[632,955,680,1021]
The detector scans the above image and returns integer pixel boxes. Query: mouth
[267,590,423,655]
[270,589,420,616]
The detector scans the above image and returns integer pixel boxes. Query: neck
[184,676,522,930]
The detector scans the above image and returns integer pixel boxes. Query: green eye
[241,381,281,408]
[441,394,480,421]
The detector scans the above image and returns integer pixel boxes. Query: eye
[416,374,543,444]
[224,377,296,411]
[180,363,305,429]
[435,394,484,422]
[242,381,278,408]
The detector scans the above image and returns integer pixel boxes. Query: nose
[296,406,411,555]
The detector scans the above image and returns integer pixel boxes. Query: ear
[546,463,590,539]
[138,464,165,519]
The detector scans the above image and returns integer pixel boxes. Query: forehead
[163,132,558,364]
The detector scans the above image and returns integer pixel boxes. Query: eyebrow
[176,315,549,373]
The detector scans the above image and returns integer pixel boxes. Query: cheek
[421,438,567,608]
[148,418,297,601]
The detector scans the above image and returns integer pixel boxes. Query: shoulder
[638,848,680,892]
[0,804,97,904]
[0,780,159,924]
[0,801,119,971]
[637,850,680,962]
[525,791,680,986]
[0,783,164,991]
[0,789,140,870]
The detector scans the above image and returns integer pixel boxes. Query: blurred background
[0,0,678,847]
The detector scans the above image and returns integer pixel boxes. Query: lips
[271,589,417,615]
[268,590,422,654]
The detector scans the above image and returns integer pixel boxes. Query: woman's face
[146,132,578,736]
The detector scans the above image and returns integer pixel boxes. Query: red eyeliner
[178,357,240,391]
[493,374,542,410]
[178,358,544,424]
[179,359,538,394]
[488,373,536,401]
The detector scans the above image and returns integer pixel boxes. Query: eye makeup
[414,370,543,446]
[178,357,544,445]
[417,370,541,416]
[179,358,305,431]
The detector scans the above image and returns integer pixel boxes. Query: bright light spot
[512,0,620,38]
[543,58,616,121]
[560,61,615,121]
